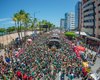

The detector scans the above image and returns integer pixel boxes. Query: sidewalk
[91,57,100,75]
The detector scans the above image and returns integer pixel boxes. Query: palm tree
[13,13,21,40]
[13,17,17,32]
[13,10,30,39]
[19,10,26,38]
[37,21,42,31]
[30,17,38,33]
[22,13,30,37]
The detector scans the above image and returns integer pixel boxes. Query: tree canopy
[65,32,76,38]
[0,28,6,33]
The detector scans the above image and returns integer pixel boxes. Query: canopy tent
[75,31,87,36]
[74,46,85,59]
[75,46,85,52]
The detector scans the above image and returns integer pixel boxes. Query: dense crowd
[0,31,98,80]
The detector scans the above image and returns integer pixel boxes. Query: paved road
[91,57,100,76]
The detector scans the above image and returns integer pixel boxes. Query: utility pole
[34,12,36,34]
[32,11,40,34]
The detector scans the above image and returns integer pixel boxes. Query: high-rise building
[75,1,82,31]
[65,12,75,31]
[60,19,65,29]
[82,0,100,38]
[95,0,100,38]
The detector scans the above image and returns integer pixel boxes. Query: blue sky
[0,0,79,28]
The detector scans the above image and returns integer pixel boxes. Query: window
[84,19,94,22]
[83,26,94,28]
[99,26,100,28]
[84,13,94,17]
[84,8,93,13]
[98,3,100,6]
[98,18,100,21]
[83,2,92,8]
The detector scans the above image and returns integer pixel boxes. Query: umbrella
[27,39,32,42]
[5,57,10,63]
[74,48,81,59]
[27,39,32,44]
[76,46,85,52]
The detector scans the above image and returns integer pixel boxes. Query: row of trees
[0,10,55,38]
[12,10,55,39]
[0,26,26,34]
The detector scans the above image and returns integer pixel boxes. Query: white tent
[75,31,87,36]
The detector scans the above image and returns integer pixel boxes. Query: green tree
[30,17,38,32]
[13,12,21,39]
[0,28,6,36]
[37,21,42,31]
[22,13,30,36]
[19,10,26,38]
[65,32,76,40]
[41,20,55,31]
[13,10,30,39]
[0,28,6,33]
[6,26,16,33]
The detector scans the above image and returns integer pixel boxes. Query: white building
[75,1,82,31]
[60,19,65,29]
[65,12,75,31]
[82,0,100,38]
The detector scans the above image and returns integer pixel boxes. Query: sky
[0,0,79,28]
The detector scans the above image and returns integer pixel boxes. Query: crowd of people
[0,31,99,80]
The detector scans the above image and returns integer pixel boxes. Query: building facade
[75,1,82,31]
[65,12,75,31]
[82,0,100,38]
[60,19,65,29]
[95,0,100,38]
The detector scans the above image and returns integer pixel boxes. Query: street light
[33,11,40,34]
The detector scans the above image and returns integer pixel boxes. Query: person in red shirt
[16,70,22,80]
[23,73,28,80]
[28,76,33,80]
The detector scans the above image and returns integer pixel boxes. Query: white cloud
[0,18,11,22]
[8,21,15,24]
